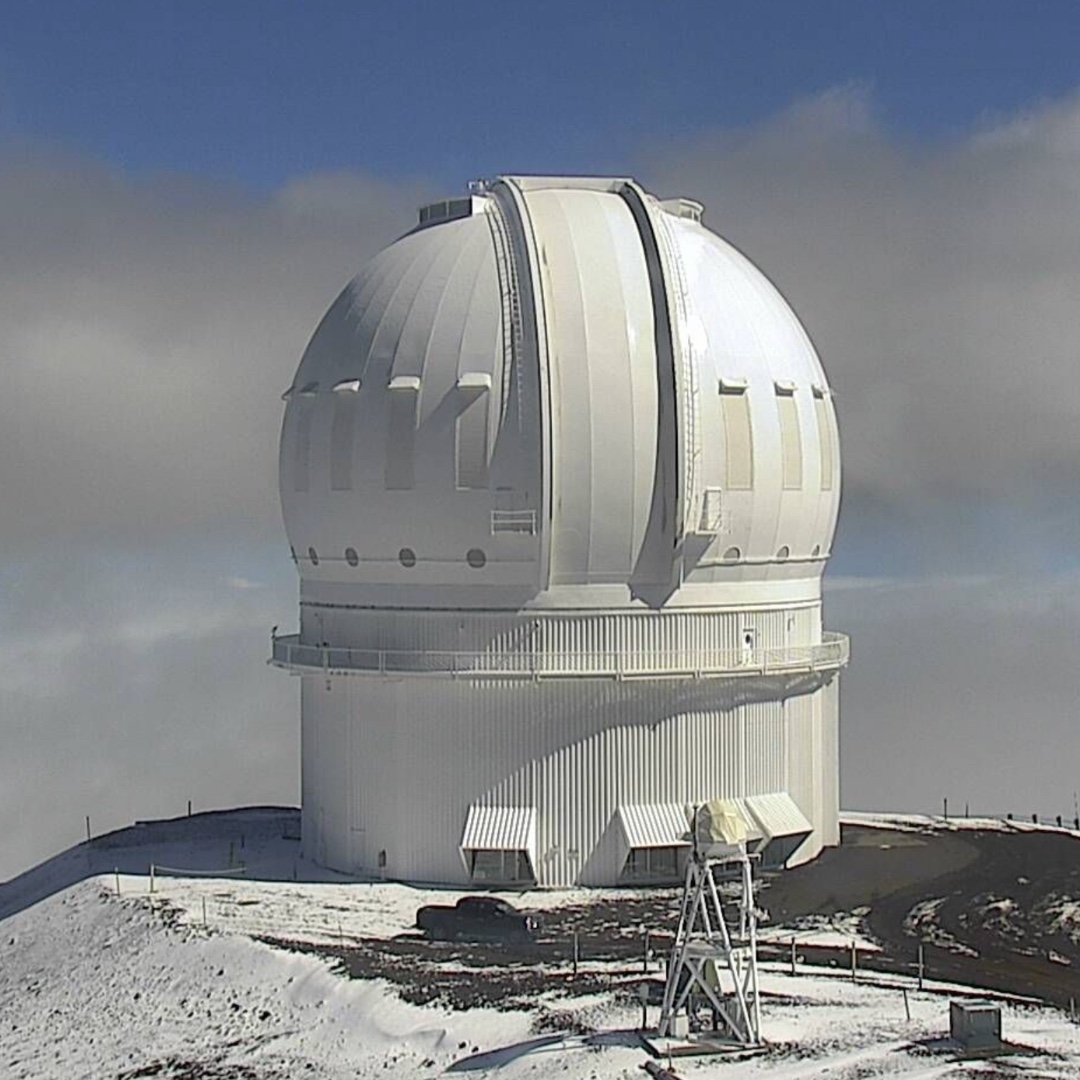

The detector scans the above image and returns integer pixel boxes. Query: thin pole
[572,930,579,976]
[790,936,797,976]
[85,815,91,843]
[850,939,857,982]
[202,896,208,928]
[114,868,120,896]
[643,928,650,973]
[903,987,911,1022]
[918,943,924,991]
[149,863,155,894]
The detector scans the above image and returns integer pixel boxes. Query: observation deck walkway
[269,631,849,681]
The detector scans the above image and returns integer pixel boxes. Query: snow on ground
[3,873,1080,1079]
[5,809,1080,1078]
[757,906,883,953]
[842,809,1080,837]
[0,878,532,1080]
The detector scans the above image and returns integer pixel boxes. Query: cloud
[648,86,1080,820]
[0,153,430,878]
[5,86,1080,876]
[642,85,1080,548]
[0,548,297,879]
[0,152,426,554]
[828,571,1080,820]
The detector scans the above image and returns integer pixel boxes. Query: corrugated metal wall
[300,668,839,887]
[304,603,820,658]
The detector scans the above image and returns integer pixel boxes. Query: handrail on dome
[268,631,849,681]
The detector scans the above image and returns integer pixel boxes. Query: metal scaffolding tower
[657,803,762,1046]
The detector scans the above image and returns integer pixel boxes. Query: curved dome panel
[279,176,841,611]
[658,212,841,579]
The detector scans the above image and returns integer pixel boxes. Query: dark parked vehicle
[415,896,540,943]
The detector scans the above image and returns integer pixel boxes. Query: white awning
[457,371,492,393]
[617,803,691,849]
[743,792,812,840]
[460,805,536,855]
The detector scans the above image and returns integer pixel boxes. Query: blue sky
[3,1,1079,189]
[3,3,1080,878]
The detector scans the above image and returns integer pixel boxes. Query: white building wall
[299,663,839,887]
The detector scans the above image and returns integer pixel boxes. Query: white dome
[279,177,840,611]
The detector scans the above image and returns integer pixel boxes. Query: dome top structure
[279,176,839,612]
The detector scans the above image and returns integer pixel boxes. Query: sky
[3,2,1080,879]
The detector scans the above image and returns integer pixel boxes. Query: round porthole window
[723,546,741,562]
[776,545,790,560]
[345,547,359,567]
[466,548,487,569]
[308,547,319,566]
[398,547,416,568]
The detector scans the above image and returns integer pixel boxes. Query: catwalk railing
[269,631,849,680]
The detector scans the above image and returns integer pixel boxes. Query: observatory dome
[274,176,847,888]
[279,177,839,611]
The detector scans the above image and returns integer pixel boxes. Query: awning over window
[460,805,537,856]
[743,793,812,841]
[617,803,692,850]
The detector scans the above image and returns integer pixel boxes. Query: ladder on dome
[652,210,704,540]
[486,199,526,432]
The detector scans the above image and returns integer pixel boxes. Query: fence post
[790,937,797,976]
[149,863,155,894]
[918,943,924,991]
[850,939,857,982]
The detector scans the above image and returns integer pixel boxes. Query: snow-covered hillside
[3,808,1080,1079]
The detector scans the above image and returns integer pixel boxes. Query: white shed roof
[617,803,691,849]
[460,805,536,854]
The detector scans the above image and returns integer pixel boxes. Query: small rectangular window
[720,385,753,490]
[776,390,803,490]
[468,849,535,884]
[621,846,682,882]
[813,390,835,491]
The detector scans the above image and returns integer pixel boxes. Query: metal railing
[491,508,537,535]
[269,631,849,680]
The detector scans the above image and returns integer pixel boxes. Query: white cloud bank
[644,84,1080,518]
[4,86,1080,876]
